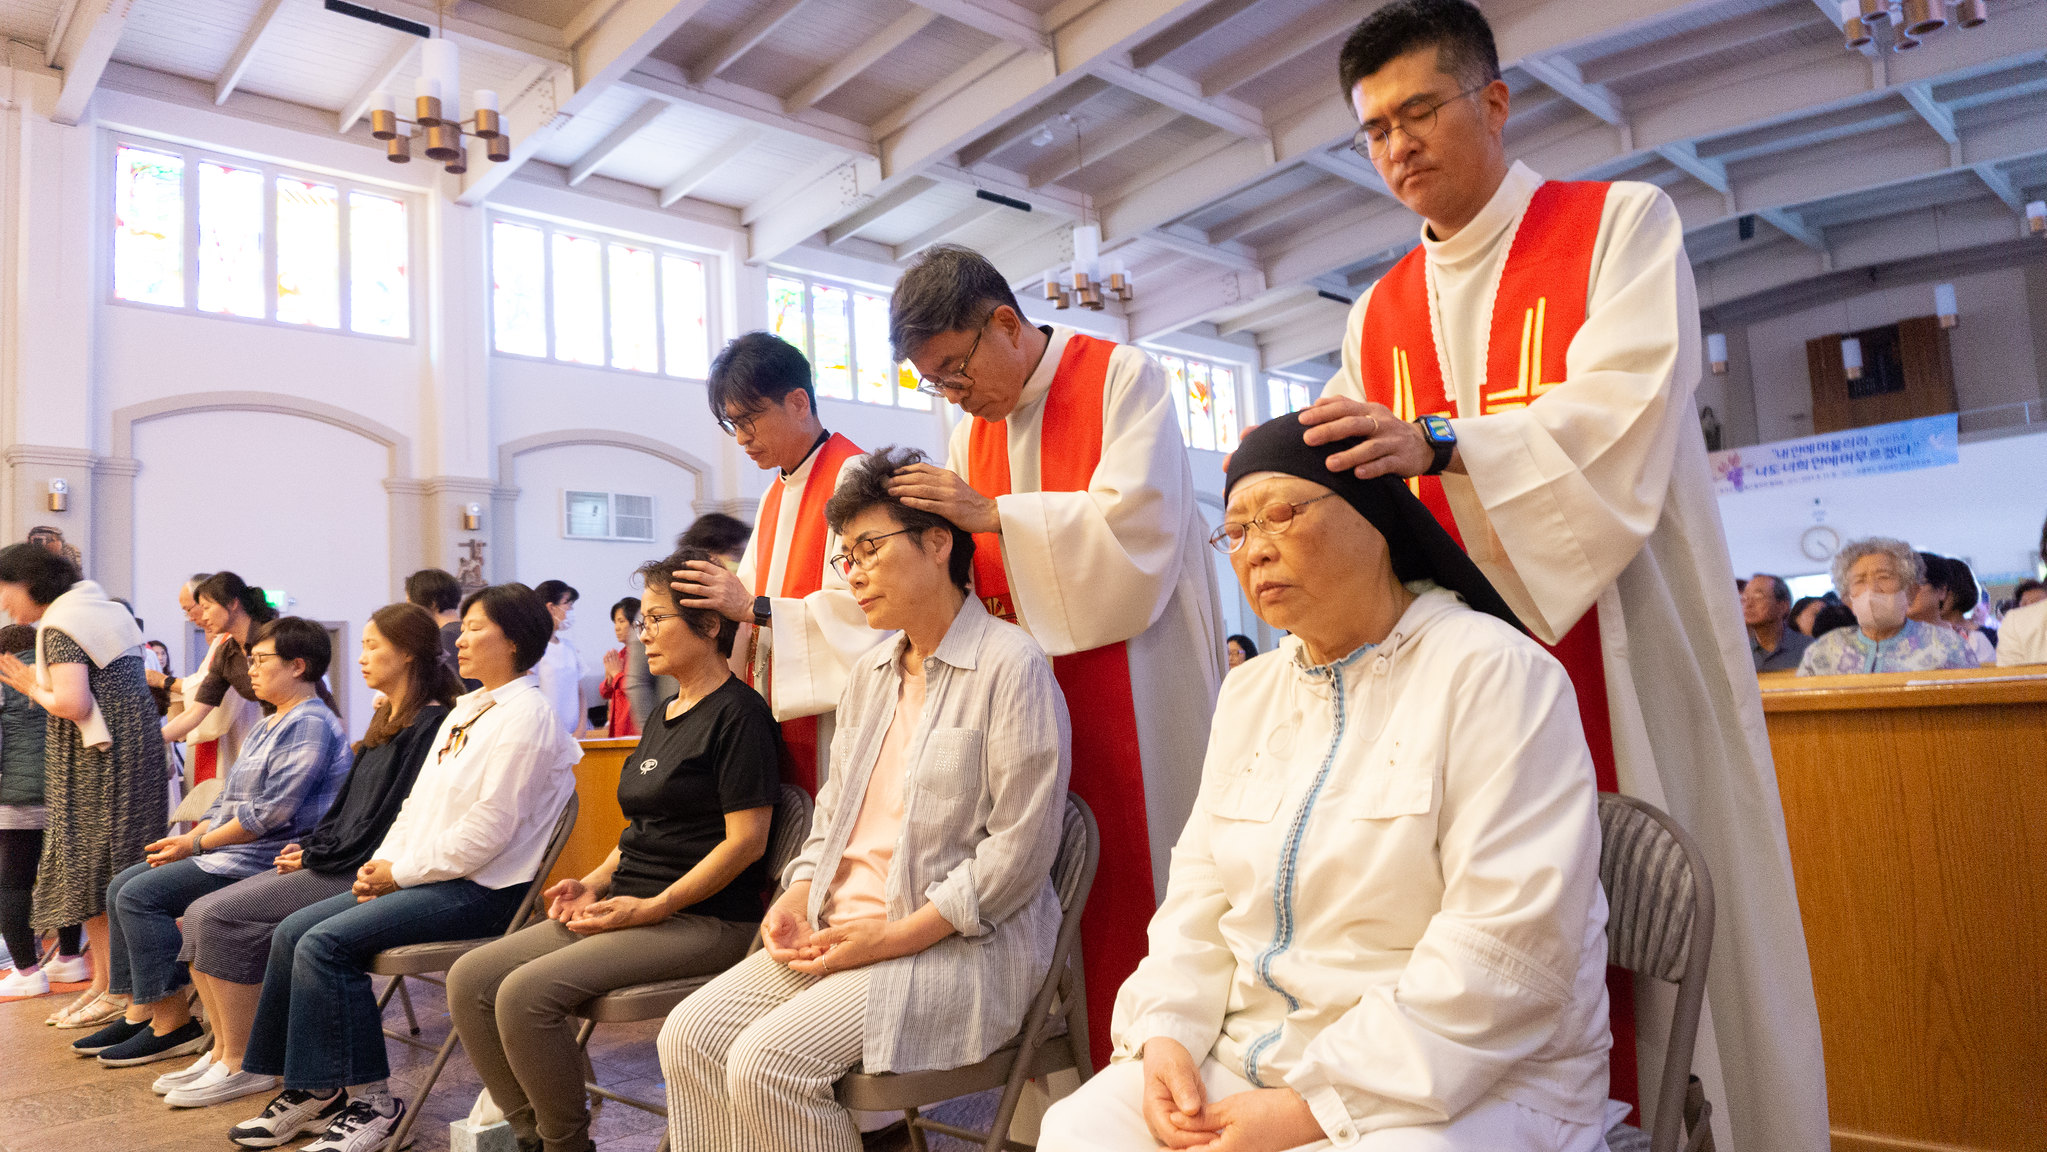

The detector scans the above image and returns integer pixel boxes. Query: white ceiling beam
[1577,2,1827,87]
[786,9,936,112]
[1213,288,1320,336]
[1258,307,1348,370]
[1655,141,1729,194]
[1297,148,1394,197]
[1028,104,1182,186]
[826,176,939,244]
[51,0,133,126]
[660,132,755,205]
[1899,79,1960,168]
[1207,183,1360,244]
[1128,0,1256,70]
[1973,164,2024,214]
[569,98,668,185]
[562,0,627,47]
[986,216,1081,283]
[342,0,568,63]
[693,0,809,81]
[870,43,1024,141]
[623,62,876,156]
[338,38,416,133]
[926,160,1090,217]
[902,0,1049,50]
[1091,58,1265,137]
[955,77,1108,169]
[1755,207,1826,250]
[1515,55,1626,128]
[214,0,289,105]
[43,0,85,67]
[749,158,889,263]
[1141,225,1262,272]
[1196,0,1368,98]
[893,201,1005,260]
[1124,265,1266,342]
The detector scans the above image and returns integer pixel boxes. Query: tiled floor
[2,963,992,1152]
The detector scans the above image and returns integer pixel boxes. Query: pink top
[825,655,926,926]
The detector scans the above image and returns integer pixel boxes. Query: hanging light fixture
[1934,283,1958,328]
[1839,1,1872,47]
[1040,116,1133,312]
[365,22,512,174]
[2028,200,2047,236]
[1844,0,1987,52]
[1900,0,1944,35]
[1706,332,1729,374]
[1954,0,1989,27]
[1841,336,1864,381]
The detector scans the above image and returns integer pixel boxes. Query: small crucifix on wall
[456,538,487,591]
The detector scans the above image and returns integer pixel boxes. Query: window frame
[1142,346,1250,453]
[764,267,929,411]
[487,211,720,382]
[561,489,658,543]
[104,133,421,343]
[1265,374,1317,420]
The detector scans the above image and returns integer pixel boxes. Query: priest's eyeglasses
[1209,493,1339,554]
[911,316,991,397]
[829,528,916,577]
[1351,82,1492,160]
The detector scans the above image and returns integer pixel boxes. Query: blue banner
[1711,413,1959,495]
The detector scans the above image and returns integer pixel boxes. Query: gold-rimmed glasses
[1209,493,1339,554]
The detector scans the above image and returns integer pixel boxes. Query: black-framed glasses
[1209,493,1338,554]
[638,608,682,635]
[247,649,280,668]
[717,407,765,437]
[1350,81,1492,160]
[911,316,992,397]
[829,529,916,577]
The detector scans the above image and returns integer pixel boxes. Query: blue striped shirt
[195,701,351,878]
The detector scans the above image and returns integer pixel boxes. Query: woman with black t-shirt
[447,546,782,1152]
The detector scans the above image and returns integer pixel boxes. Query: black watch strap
[1415,416,1455,477]
[753,596,772,628]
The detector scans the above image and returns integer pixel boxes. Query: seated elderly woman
[657,444,1071,1152]
[1039,414,1611,1152]
[226,584,582,1152]
[1798,537,1977,675]
[448,548,782,1152]
[70,618,351,1071]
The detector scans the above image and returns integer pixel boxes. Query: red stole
[750,432,863,796]
[966,334,1151,1071]
[1359,179,1642,1118]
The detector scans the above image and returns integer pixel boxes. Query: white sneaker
[228,1089,348,1149]
[301,1097,406,1152]
[165,1065,281,1109]
[0,967,49,998]
[43,952,92,983]
[153,1052,220,1095]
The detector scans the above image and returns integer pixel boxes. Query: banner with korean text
[1711,413,1959,496]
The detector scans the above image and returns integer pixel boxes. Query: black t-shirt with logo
[609,675,783,921]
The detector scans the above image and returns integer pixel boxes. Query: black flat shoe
[71,1016,147,1056]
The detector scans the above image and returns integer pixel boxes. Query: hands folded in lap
[1141,1037,1324,1152]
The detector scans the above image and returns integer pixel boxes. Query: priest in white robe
[885,244,1226,1065]
[1297,4,1827,1149]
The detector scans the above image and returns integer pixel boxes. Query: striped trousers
[658,949,871,1152]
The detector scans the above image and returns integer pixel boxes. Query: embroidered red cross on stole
[1359,179,1644,1120]
[749,432,863,797]
[966,334,1152,1072]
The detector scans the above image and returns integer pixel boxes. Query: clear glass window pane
[113,145,185,307]
[609,244,658,373]
[1214,367,1239,452]
[1160,355,1189,444]
[552,232,605,366]
[812,282,853,401]
[197,162,264,318]
[349,192,409,338]
[1186,361,1217,451]
[662,255,710,379]
[275,177,340,328]
[768,275,807,355]
[1267,378,1290,419]
[491,220,547,357]
[1290,382,1311,413]
[853,291,894,405]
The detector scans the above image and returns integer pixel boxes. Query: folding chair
[569,784,814,1152]
[374,791,580,1151]
[834,793,1100,1152]
[1597,793,1717,1152]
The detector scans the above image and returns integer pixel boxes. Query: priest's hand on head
[1298,395,1436,480]
[672,560,753,623]
[886,463,1001,536]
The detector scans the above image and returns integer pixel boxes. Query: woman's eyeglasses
[638,608,682,635]
[1209,493,1338,554]
[829,529,915,578]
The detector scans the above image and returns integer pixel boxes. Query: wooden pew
[1760,667,2047,1152]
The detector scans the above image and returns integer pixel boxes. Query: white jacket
[1110,587,1610,1145]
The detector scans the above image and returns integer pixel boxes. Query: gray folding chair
[834,793,1100,1152]
[374,791,580,1151]
[569,784,815,1152]
[1598,793,1716,1152]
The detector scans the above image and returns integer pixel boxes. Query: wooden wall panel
[1805,315,1958,434]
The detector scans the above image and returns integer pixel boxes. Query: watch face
[1420,415,1454,443]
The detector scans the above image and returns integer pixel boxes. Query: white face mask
[560,607,576,630]
[1849,588,1908,633]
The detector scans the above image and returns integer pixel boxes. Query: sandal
[49,991,128,1029]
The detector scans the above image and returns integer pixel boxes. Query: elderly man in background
[1742,574,1809,673]
[1799,538,1977,675]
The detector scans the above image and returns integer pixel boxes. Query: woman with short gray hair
[1798,536,1975,675]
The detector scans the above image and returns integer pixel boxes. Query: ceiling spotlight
[1841,336,1864,381]
[1858,0,1888,23]
[1900,0,1944,34]
[1845,0,1984,52]
[1954,0,1988,27]
[2027,200,2046,236]
[1707,332,1729,375]
[1934,283,1957,328]
[1030,126,1056,147]
[1839,1,1872,47]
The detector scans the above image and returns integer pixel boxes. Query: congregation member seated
[1742,573,1810,673]
[152,604,461,1109]
[449,547,782,1152]
[1798,538,1977,675]
[229,584,581,1152]
[658,446,1071,1152]
[1039,414,1611,1152]
[1225,633,1258,669]
[71,618,351,1069]
[1914,553,1996,664]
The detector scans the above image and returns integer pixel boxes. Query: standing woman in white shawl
[0,544,169,1028]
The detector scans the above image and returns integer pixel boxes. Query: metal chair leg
[905,1105,930,1152]
[394,976,420,1036]
[389,1028,461,1151]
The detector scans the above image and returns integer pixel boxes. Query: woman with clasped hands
[658,445,1072,1152]
[1038,414,1613,1152]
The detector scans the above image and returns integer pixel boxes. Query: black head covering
[1223,413,1523,630]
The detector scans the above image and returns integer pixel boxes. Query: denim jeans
[241,878,526,1091]
[105,859,238,1003]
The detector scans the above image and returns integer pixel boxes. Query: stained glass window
[609,244,659,373]
[812,284,854,400]
[113,145,185,307]
[1186,361,1217,452]
[349,192,409,338]
[1213,366,1239,452]
[662,254,709,379]
[552,232,605,366]
[492,220,547,357]
[769,273,926,409]
[855,291,927,411]
[768,276,807,354]
[197,162,263,318]
[1160,355,1189,443]
[275,177,340,328]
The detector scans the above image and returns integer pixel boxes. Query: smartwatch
[753,596,772,629]
[1415,414,1456,477]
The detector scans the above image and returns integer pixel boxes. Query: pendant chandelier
[1840,0,1989,52]
[1041,116,1132,311]
[367,35,511,173]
